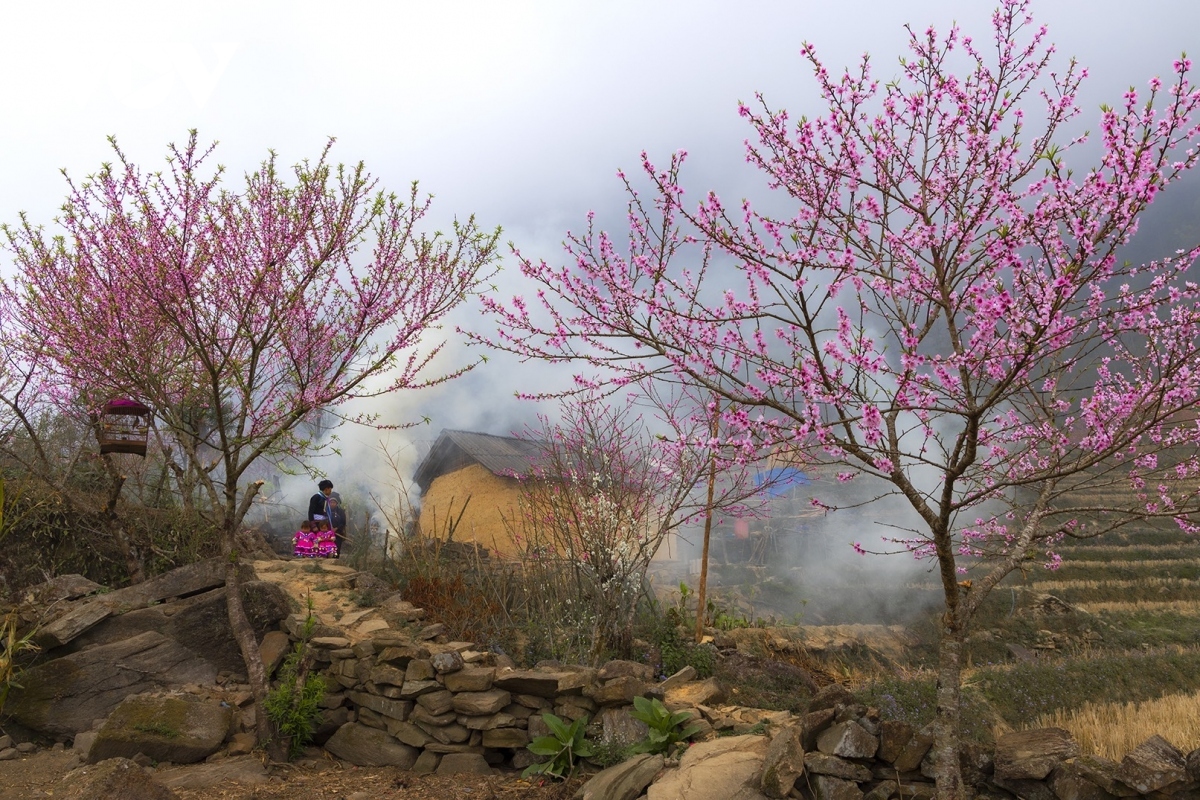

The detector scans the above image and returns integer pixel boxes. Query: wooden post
[694,400,720,643]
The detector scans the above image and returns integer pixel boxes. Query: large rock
[494,669,592,698]
[56,757,178,800]
[323,722,418,767]
[106,558,244,611]
[33,601,114,650]
[994,728,1079,781]
[64,581,289,674]
[576,753,664,800]
[808,774,864,800]
[444,667,495,693]
[155,756,269,791]
[647,734,770,800]
[1048,761,1123,800]
[5,631,217,736]
[760,725,806,798]
[596,706,650,748]
[816,721,878,759]
[1116,735,1189,795]
[663,677,726,710]
[1071,754,1139,797]
[805,752,872,783]
[87,694,232,764]
[451,689,512,715]
[160,581,291,673]
[23,574,104,605]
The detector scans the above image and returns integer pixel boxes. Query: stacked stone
[307,619,680,776]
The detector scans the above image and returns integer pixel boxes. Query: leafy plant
[0,609,40,715]
[264,599,325,760]
[627,696,701,755]
[522,712,594,780]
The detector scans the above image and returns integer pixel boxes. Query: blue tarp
[754,466,809,498]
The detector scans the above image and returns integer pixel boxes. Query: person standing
[308,479,348,556]
[308,479,338,520]
[327,495,348,557]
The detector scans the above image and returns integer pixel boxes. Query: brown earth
[0,749,583,800]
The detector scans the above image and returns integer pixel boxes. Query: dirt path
[0,750,581,800]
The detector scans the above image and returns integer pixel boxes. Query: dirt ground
[0,749,584,800]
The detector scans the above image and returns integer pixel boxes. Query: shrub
[627,696,701,756]
[523,712,594,780]
[264,605,325,760]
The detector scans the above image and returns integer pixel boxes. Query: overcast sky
[4,0,1198,476]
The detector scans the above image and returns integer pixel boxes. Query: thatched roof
[413,429,545,494]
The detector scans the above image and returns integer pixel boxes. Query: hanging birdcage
[97,398,151,456]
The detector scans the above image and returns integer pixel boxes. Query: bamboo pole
[694,400,720,643]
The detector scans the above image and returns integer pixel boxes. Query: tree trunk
[221,530,281,758]
[100,460,145,584]
[932,614,966,800]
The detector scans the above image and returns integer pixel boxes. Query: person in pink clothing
[293,520,317,558]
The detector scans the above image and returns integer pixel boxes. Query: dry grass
[1031,690,1200,760]
[1056,544,1198,557]
[1016,577,1200,592]
[1075,599,1200,614]
[1059,558,1200,570]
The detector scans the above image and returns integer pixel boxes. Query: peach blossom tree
[1,132,500,753]
[479,3,1200,795]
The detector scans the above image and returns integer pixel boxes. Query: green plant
[587,738,634,768]
[627,696,701,756]
[133,721,180,738]
[264,600,326,760]
[522,712,594,780]
[0,610,41,714]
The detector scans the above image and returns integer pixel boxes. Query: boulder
[33,600,114,650]
[444,667,495,693]
[494,669,592,698]
[436,752,492,775]
[760,724,806,798]
[597,660,656,683]
[647,734,770,800]
[808,774,864,800]
[162,582,290,673]
[23,574,104,605]
[658,666,698,693]
[452,689,512,716]
[808,684,855,712]
[412,750,441,774]
[576,753,664,800]
[994,728,1079,781]
[597,706,650,748]
[1073,755,1140,797]
[805,752,872,783]
[155,756,269,790]
[588,676,650,706]
[481,727,529,748]
[87,693,232,765]
[432,650,465,674]
[347,691,413,722]
[56,757,178,800]
[877,720,914,764]
[416,690,456,716]
[663,677,726,711]
[890,724,935,773]
[816,721,878,759]
[69,580,289,674]
[1116,735,1189,795]
[1049,762,1122,800]
[259,630,291,677]
[5,631,217,736]
[323,723,418,768]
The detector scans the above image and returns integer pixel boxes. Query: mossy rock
[87,693,232,764]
